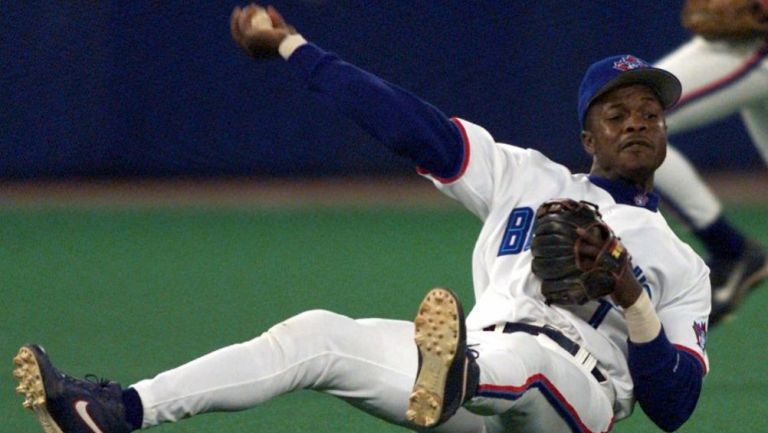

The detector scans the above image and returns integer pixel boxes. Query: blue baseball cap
[577,54,681,127]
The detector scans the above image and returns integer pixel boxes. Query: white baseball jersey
[128,40,713,433]
[422,118,711,419]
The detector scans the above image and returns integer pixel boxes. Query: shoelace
[83,374,112,387]
[467,344,479,361]
[78,374,122,400]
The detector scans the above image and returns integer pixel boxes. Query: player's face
[580,84,667,190]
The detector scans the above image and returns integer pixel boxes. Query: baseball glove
[530,199,630,305]
[682,0,768,39]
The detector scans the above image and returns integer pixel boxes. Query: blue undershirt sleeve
[286,43,464,179]
[627,328,704,432]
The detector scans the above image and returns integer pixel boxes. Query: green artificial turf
[2,204,766,432]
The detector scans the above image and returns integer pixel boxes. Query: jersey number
[498,207,534,256]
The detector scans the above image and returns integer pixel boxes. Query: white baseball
[250,8,273,30]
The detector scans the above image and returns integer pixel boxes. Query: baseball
[250,8,273,30]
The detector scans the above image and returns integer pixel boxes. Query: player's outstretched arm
[230,4,293,59]
[229,3,465,180]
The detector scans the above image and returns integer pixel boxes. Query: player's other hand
[576,224,641,309]
[230,4,294,59]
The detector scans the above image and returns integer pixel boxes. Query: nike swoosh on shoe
[75,400,105,433]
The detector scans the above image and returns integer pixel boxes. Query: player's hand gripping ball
[230,4,292,59]
[531,199,630,305]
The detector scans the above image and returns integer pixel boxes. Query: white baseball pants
[131,309,614,433]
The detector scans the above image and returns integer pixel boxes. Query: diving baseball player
[12,4,710,433]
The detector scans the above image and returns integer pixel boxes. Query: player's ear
[581,129,596,156]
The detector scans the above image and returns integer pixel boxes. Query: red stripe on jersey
[674,38,768,109]
[674,344,709,375]
[415,117,471,183]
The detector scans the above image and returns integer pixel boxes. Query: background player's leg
[130,310,487,432]
[653,145,750,266]
[741,100,768,164]
[654,37,768,323]
[463,332,613,433]
[655,142,767,323]
[654,145,722,230]
[656,37,768,132]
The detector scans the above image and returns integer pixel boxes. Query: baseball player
[653,0,768,324]
[13,4,710,433]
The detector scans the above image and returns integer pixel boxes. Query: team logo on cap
[613,55,648,72]
[693,320,708,351]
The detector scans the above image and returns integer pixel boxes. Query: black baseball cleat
[13,344,133,433]
[709,240,768,325]
[406,288,479,428]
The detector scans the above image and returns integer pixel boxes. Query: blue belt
[483,322,606,382]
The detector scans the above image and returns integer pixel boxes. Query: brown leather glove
[531,199,630,305]
[682,0,768,39]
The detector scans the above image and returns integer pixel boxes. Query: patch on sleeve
[693,320,708,351]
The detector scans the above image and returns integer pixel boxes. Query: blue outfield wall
[0,1,760,180]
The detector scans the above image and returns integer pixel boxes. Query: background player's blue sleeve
[628,328,704,432]
[287,43,464,179]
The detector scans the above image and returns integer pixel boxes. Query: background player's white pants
[654,146,722,228]
[654,36,768,229]
[130,309,613,433]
